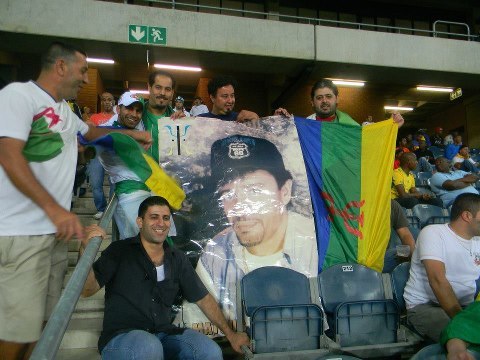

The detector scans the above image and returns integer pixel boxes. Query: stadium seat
[409,225,420,241]
[316,355,362,360]
[317,263,422,358]
[390,262,410,313]
[412,204,448,227]
[237,266,331,358]
[428,146,444,159]
[415,171,433,188]
[406,214,421,229]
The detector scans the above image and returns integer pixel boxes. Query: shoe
[93,211,104,220]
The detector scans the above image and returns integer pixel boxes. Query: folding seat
[237,266,333,359]
[412,204,448,228]
[410,343,480,360]
[390,262,410,313]
[415,171,433,188]
[317,263,422,358]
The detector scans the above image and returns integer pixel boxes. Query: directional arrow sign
[128,25,147,43]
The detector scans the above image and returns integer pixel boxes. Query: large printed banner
[152,115,396,329]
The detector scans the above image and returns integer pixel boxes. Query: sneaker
[93,211,104,220]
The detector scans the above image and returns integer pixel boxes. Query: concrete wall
[1,0,479,75]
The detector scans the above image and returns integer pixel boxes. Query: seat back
[251,304,323,353]
[335,300,399,347]
[426,215,450,226]
[412,204,445,227]
[391,262,410,312]
[318,263,385,314]
[241,266,311,316]
[415,171,433,187]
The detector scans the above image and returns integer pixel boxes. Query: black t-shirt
[93,236,208,352]
[198,111,238,121]
[414,148,435,164]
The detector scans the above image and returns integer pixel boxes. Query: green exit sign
[128,25,167,45]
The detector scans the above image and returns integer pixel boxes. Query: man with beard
[96,91,164,240]
[195,134,317,320]
[80,196,249,359]
[198,75,259,122]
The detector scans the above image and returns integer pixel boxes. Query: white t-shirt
[189,104,209,117]
[0,81,89,235]
[404,223,480,308]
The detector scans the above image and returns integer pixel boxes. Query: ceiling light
[384,106,414,111]
[87,57,114,64]
[330,79,365,87]
[416,86,453,93]
[129,90,149,95]
[154,64,201,72]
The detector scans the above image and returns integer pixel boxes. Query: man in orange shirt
[88,92,116,219]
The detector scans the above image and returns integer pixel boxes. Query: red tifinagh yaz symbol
[33,107,61,128]
[321,191,365,239]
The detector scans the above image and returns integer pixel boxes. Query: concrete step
[67,236,112,252]
[56,347,100,360]
[77,215,112,229]
[59,317,103,350]
[68,251,102,267]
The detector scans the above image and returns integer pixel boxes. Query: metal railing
[124,0,478,41]
[30,195,118,360]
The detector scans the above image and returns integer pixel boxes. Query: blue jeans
[101,329,223,360]
[88,156,107,212]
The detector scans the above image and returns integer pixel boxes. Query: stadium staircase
[55,181,110,360]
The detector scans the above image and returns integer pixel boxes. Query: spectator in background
[452,145,480,174]
[444,131,457,146]
[383,200,416,273]
[391,152,443,209]
[189,96,209,117]
[414,140,435,172]
[90,92,115,126]
[82,106,91,122]
[418,128,431,147]
[446,134,463,160]
[88,92,116,220]
[431,127,444,147]
[173,96,189,118]
[430,157,479,209]
[198,75,259,122]
[403,193,480,342]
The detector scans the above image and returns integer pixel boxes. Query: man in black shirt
[80,196,249,359]
[414,140,435,172]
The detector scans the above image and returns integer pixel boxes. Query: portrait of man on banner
[157,116,318,326]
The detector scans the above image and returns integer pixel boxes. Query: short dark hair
[138,196,172,218]
[207,75,238,97]
[451,193,480,221]
[310,79,338,99]
[148,70,176,90]
[41,41,87,71]
[399,152,416,166]
[459,144,469,151]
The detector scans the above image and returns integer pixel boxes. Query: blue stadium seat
[390,262,410,313]
[238,266,330,358]
[317,263,422,358]
[406,215,421,229]
[409,225,420,240]
[316,355,362,360]
[415,171,433,188]
[412,204,447,227]
[428,146,444,159]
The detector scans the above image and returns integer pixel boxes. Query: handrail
[30,194,118,360]
[127,0,477,41]
[433,20,471,40]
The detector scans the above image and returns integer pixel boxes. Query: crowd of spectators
[1,40,479,360]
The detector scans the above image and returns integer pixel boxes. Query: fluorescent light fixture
[129,89,149,95]
[416,86,453,93]
[87,57,115,64]
[330,79,365,87]
[154,63,202,72]
[384,106,414,111]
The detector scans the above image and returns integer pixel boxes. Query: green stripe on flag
[322,123,362,267]
[109,133,152,181]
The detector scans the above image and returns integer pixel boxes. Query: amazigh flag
[296,118,397,272]
[90,132,185,210]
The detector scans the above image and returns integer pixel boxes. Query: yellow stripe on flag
[358,119,398,271]
[143,154,186,210]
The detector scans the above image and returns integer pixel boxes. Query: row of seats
[402,203,450,228]
[236,264,422,359]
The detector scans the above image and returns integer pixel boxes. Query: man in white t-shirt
[403,193,480,342]
[0,42,152,359]
[189,96,209,117]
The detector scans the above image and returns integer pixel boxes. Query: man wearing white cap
[97,92,176,240]
[174,96,190,117]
